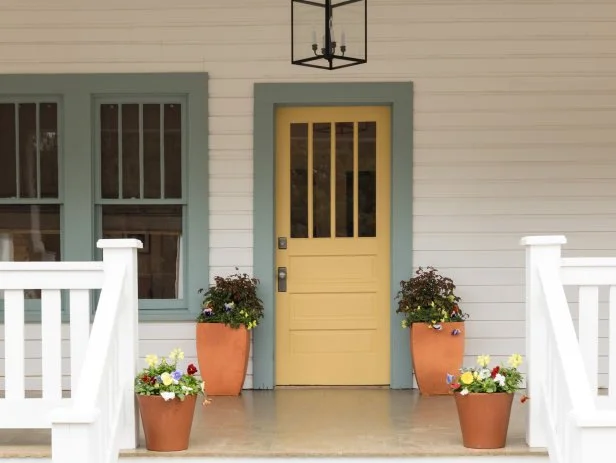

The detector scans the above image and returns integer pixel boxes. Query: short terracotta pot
[410,321,465,395]
[454,392,514,449]
[137,394,197,451]
[196,323,250,396]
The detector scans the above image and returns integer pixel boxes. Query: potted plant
[135,348,206,452]
[396,266,468,395]
[447,354,524,449]
[196,269,264,396]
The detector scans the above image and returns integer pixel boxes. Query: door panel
[275,106,391,385]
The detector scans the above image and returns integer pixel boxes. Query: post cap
[520,235,567,246]
[97,238,143,249]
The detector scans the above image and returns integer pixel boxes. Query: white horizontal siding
[0,0,615,387]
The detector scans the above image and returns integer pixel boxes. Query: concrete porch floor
[0,389,547,458]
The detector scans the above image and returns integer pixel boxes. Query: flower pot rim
[196,321,247,328]
[454,391,515,396]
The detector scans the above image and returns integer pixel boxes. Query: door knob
[278,267,287,292]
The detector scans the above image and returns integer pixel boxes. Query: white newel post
[98,238,142,450]
[520,235,566,448]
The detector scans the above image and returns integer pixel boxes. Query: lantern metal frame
[291,0,367,70]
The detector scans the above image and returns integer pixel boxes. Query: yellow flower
[460,371,474,385]
[169,348,185,362]
[473,371,479,379]
[508,353,523,368]
[161,372,173,386]
[477,355,491,368]
[145,354,158,367]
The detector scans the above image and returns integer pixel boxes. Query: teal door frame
[252,82,414,389]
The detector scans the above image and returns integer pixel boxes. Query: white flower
[479,368,491,380]
[460,388,469,396]
[161,391,176,401]
[182,385,193,392]
[494,373,506,387]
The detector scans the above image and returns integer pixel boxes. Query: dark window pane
[18,103,37,198]
[121,104,140,199]
[290,123,308,238]
[312,123,331,238]
[163,104,182,199]
[102,205,183,300]
[335,122,354,237]
[100,104,119,199]
[0,104,17,198]
[358,122,377,237]
[39,103,59,198]
[143,104,162,199]
[0,205,61,299]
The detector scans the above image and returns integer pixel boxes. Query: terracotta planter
[454,392,514,449]
[137,394,197,451]
[410,321,465,395]
[196,322,250,396]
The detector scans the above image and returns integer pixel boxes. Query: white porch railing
[522,236,616,463]
[0,239,141,463]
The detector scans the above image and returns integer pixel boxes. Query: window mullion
[139,103,144,199]
[15,104,20,198]
[160,104,165,199]
[118,104,123,199]
[36,103,41,199]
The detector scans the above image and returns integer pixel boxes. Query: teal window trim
[0,73,209,324]
[252,82,414,390]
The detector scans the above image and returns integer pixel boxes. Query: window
[96,101,186,306]
[0,73,208,321]
[0,101,61,300]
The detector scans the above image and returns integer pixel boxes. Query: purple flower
[433,324,442,331]
[202,307,213,316]
[171,370,183,381]
[446,373,454,384]
[451,329,461,336]
[224,301,235,312]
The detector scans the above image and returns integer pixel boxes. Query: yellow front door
[275,106,391,386]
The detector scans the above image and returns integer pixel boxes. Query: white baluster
[42,289,63,400]
[69,289,91,394]
[609,286,616,405]
[5,290,25,400]
[578,286,599,393]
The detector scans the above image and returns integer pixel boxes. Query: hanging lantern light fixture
[291,0,367,70]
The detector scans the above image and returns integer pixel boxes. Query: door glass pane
[335,122,354,237]
[100,104,120,199]
[39,103,59,198]
[0,205,61,299]
[18,103,37,199]
[143,104,161,199]
[358,122,377,237]
[102,205,183,299]
[312,123,331,238]
[290,123,308,238]
[0,104,17,198]
[121,104,140,199]
[163,104,182,199]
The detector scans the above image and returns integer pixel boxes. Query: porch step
[0,390,547,462]
[0,457,549,463]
